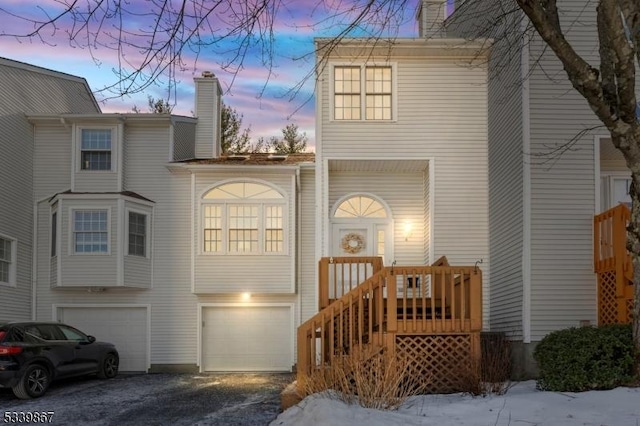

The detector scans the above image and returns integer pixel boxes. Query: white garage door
[202,305,293,372]
[58,307,148,372]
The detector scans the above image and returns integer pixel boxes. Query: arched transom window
[202,182,286,254]
[334,195,387,218]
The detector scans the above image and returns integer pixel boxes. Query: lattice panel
[598,271,618,325]
[626,299,633,324]
[396,334,472,393]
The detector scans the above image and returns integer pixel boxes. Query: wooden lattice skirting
[395,333,479,393]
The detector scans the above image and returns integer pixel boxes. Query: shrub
[534,324,634,392]
[298,347,431,410]
[456,332,513,396]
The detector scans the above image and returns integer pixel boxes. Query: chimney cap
[202,71,215,78]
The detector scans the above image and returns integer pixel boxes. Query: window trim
[330,62,397,122]
[69,207,111,255]
[200,180,288,256]
[126,208,150,259]
[0,234,17,287]
[75,125,118,173]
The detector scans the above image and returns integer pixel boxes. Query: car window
[57,325,89,342]
[36,324,64,341]
[3,327,40,344]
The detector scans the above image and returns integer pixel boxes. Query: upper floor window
[73,210,108,253]
[0,235,16,286]
[81,129,112,171]
[128,211,147,257]
[202,181,286,254]
[334,65,393,121]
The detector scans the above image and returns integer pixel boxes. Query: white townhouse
[2,1,494,376]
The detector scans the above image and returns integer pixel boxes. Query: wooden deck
[298,256,482,392]
[594,204,635,325]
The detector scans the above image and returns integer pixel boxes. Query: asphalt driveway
[0,372,293,425]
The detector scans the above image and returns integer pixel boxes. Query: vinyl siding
[33,124,72,200]
[173,120,196,161]
[0,58,98,322]
[320,52,490,325]
[423,167,430,265]
[299,168,317,322]
[528,2,600,339]
[193,172,295,294]
[446,0,523,338]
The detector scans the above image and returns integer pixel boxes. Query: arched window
[202,182,286,254]
[334,195,388,218]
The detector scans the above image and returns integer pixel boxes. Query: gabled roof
[0,56,101,113]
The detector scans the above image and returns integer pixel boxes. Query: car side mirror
[87,335,96,344]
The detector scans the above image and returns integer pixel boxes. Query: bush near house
[534,324,634,392]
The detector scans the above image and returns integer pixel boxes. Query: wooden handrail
[298,263,483,377]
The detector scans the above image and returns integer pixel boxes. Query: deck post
[319,258,329,310]
[470,269,482,331]
[385,271,397,333]
[297,326,309,379]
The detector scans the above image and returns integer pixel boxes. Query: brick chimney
[194,71,222,158]
[417,0,447,38]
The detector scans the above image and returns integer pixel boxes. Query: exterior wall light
[241,292,251,301]
[403,221,413,241]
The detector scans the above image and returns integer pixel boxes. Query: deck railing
[318,256,384,310]
[594,204,634,324]
[297,262,482,377]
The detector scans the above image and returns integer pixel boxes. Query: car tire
[97,353,119,379]
[12,364,50,399]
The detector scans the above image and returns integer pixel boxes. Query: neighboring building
[446,0,634,375]
[1,0,492,374]
[0,58,100,322]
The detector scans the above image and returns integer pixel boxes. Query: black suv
[0,322,119,399]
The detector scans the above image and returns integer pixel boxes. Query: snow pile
[271,381,640,426]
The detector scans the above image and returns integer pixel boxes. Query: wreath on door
[341,232,365,254]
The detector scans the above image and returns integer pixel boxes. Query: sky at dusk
[0,0,443,146]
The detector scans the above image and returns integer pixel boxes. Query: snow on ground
[271,381,640,426]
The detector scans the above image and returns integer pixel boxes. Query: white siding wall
[193,172,295,294]
[0,58,98,321]
[299,168,317,322]
[447,1,526,339]
[528,3,601,339]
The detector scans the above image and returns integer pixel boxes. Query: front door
[329,194,393,299]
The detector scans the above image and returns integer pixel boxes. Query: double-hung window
[0,236,15,285]
[202,182,286,254]
[128,211,147,257]
[334,65,393,121]
[81,129,112,170]
[73,210,108,253]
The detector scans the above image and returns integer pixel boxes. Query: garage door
[58,306,148,372]
[202,305,293,372]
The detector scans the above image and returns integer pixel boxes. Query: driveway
[0,373,293,425]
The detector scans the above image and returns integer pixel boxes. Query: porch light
[403,221,413,241]
[241,292,251,301]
